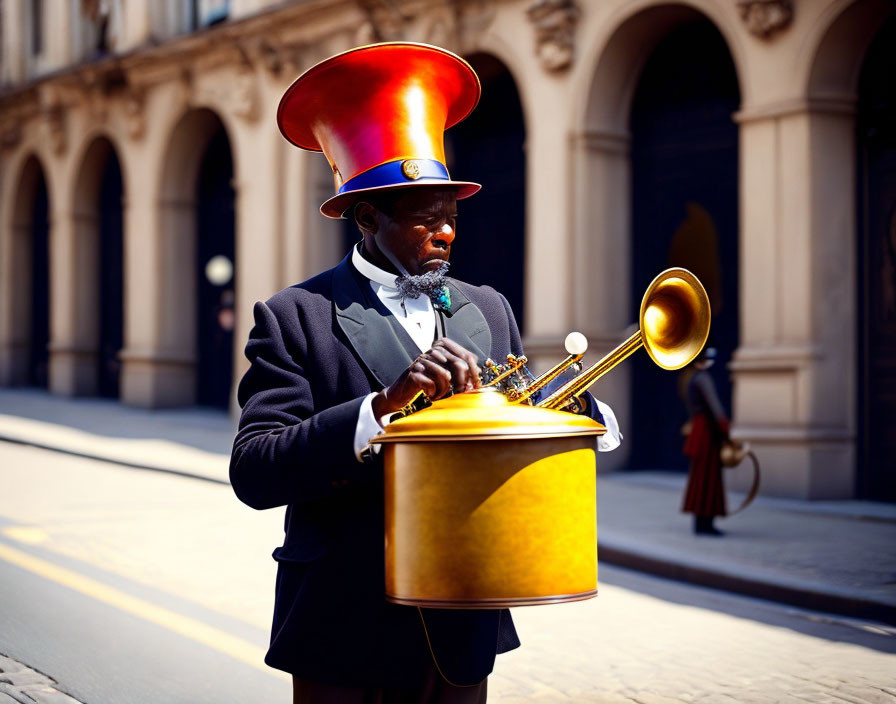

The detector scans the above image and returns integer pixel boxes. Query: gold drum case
[371,388,606,608]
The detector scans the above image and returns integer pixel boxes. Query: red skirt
[682,413,727,518]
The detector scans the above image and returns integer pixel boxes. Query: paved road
[0,442,894,703]
[0,442,289,703]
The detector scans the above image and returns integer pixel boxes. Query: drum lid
[371,387,606,443]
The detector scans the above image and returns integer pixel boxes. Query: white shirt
[352,246,435,460]
[351,244,436,352]
[349,245,621,459]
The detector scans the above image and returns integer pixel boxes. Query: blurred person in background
[680,346,730,535]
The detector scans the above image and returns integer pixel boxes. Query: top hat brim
[321,179,481,219]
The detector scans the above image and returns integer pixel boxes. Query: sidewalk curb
[0,433,229,486]
[597,542,896,626]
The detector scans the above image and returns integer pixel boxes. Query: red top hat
[277,42,482,219]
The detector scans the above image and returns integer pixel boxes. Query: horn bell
[640,268,711,370]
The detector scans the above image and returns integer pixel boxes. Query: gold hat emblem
[402,160,421,180]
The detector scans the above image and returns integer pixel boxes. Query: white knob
[565,331,588,356]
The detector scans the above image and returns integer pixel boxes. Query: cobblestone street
[490,568,896,703]
[0,653,82,704]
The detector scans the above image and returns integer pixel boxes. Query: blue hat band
[337,159,450,195]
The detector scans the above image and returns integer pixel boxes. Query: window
[31,0,43,55]
[199,0,229,27]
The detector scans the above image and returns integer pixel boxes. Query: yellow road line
[2,526,49,544]
[0,541,284,679]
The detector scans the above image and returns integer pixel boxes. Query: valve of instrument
[479,358,504,386]
[520,364,583,406]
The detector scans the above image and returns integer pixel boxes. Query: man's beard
[394,261,450,302]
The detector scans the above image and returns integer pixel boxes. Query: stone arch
[577,1,747,136]
[571,3,743,470]
[805,0,895,101]
[1,154,50,386]
[57,135,126,396]
[156,107,236,407]
[460,35,533,141]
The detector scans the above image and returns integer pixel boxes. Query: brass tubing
[481,355,527,388]
[537,331,643,410]
[510,352,584,404]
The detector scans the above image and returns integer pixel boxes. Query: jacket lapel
[332,257,416,388]
[333,261,494,386]
[439,280,492,363]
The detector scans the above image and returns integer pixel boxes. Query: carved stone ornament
[193,69,260,123]
[736,0,793,39]
[457,0,496,36]
[231,70,260,123]
[354,0,494,49]
[527,0,579,73]
[1,122,22,151]
[255,40,283,75]
[34,83,71,154]
[44,108,67,155]
[355,0,413,43]
[123,88,145,140]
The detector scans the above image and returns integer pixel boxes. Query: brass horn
[507,332,587,404]
[537,268,711,411]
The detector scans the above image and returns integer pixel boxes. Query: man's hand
[371,338,481,417]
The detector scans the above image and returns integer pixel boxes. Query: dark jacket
[230,254,524,688]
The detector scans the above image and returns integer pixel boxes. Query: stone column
[279,142,308,289]
[279,144,345,286]
[231,120,283,412]
[126,192,196,408]
[118,0,153,51]
[48,206,99,397]
[524,85,634,470]
[0,218,31,385]
[118,148,196,408]
[304,153,347,278]
[524,81,573,342]
[566,128,633,472]
[520,74,576,402]
[1,0,25,83]
[731,100,857,499]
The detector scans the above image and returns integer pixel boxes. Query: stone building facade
[1,0,894,500]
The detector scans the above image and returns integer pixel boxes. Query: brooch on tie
[432,286,451,312]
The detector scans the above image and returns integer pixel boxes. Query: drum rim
[386,589,598,609]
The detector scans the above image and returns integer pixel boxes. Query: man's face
[375,188,458,276]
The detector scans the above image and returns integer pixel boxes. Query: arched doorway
[195,124,236,409]
[97,145,124,398]
[628,18,740,470]
[857,14,896,501]
[157,109,236,409]
[71,138,124,398]
[28,165,50,388]
[445,53,526,330]
[6,156,50,388]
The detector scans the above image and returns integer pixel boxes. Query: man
[230,42,619,702]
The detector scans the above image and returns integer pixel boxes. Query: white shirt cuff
[595,400,623,452]
[354,392,386,462]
